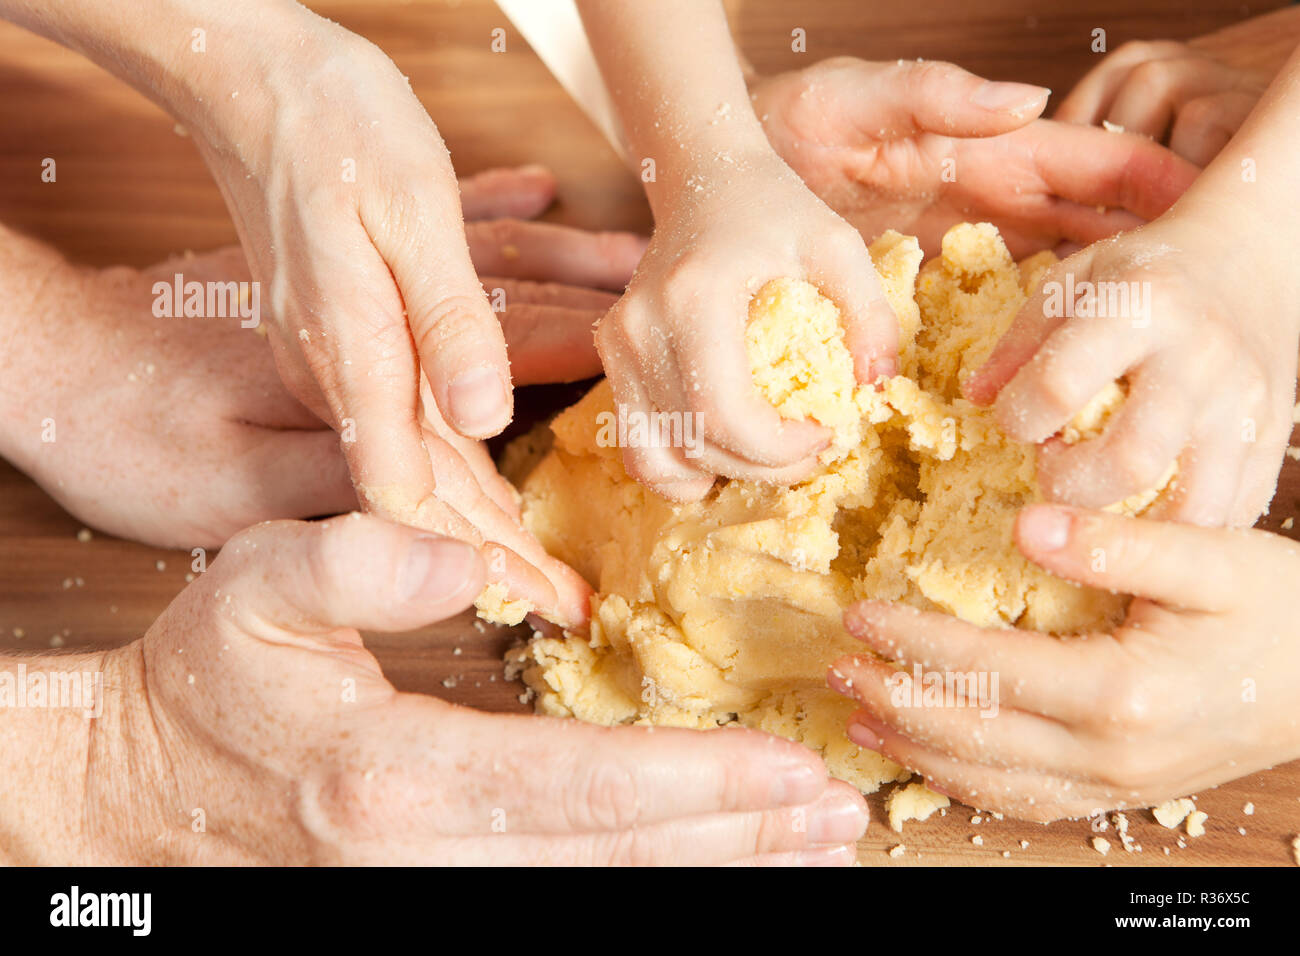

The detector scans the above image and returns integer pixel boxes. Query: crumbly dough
[886,781,951,832]
[504,223,1149,796]
[474,582,530,627]
[1152,797,1197,829]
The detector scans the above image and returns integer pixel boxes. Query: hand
[0,184,633,623]
[964,213,1298,527]
[826,504,1300,822]
[597,148,896,499]
[751,57,1199,257]
[1055,8,1300,164]
[82,513,867,865]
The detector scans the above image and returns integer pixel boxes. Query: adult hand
[83,513,867,864]
[752,57,1199,257]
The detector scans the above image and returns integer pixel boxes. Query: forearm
[0,0,333,149]
[575,0,773,217]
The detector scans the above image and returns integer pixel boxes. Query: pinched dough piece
[504,223,1151,797]
[886,781,951,832]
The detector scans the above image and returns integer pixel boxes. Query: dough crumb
[1186,810,1209,838]
[888,844,906,859]
[1092,836,1111,856]
[1243,801,1254,816]
[886,782,950,832]
[76,528,92,543]
[1152,798,1196,829]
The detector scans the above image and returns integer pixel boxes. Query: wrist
[645,132,784,221]
[0,648,112,863]
[81,642,181,864]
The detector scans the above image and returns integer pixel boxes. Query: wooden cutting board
[0,0,1295,865]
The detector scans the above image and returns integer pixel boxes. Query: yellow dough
[502,223,1151,795]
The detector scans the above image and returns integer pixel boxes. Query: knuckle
[1112,438,1173,492]
[566,760,641,833]
[1128,59,1175,95]
[410,292,494,358]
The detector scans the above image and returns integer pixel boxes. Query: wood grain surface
[0,0,1296,866]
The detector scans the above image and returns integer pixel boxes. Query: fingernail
[1018,504,1071,552]
[770,763,822,806]
[846,719,883,752]
[801,844,856,867]
[970,81,1049,112]
[399,535,478,602]
[447,366,510,436]
[808,793,870,844]
[867,355,897,383]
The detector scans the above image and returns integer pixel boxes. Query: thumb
[213,513,486,637]
[365,158,515,440]
[837,60,1049,140]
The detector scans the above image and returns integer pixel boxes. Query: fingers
[420,424,591,626]
[1169,92,1257,165]
[839,601,1092,722]
[963,250,1095,405]
[1106,57,1242,141]
[828,653,1088,772]
[554,781,866,866]
[1013,503,1247,611]
[487,278,611,384]
[435,712,839,835]
[228,427,358,521]
[842,60,1049,139]
[1034,365,1189,508]
[806,232,900,381]
[465,219,646,291]
[842,709,1095,822]
[993,317,1149,444]
[211,513,486,637]
[1024,121,1200,221]
[1054,40,1191,126]
[595,319,716,497]
[661,307,831,468]
[458,164,557,221]
[364,148,514,439]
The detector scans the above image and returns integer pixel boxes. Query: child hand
[965,213,1298,527]
[751,57,1198,257]
[828,504,1300,821]
[597,150,896,499]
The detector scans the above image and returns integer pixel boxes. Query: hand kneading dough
[503,223,1153,796]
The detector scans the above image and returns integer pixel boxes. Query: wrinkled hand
[192,24,637,617]
[2,176,634,621]
[964,213,1297,527]
[598,148,896,500]
[1055,9,1300,164]
[751,57,1199,258]
[87,513,867,865]
[827,505,1300,822]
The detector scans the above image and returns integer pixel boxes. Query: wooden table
[0,0,1296,866]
